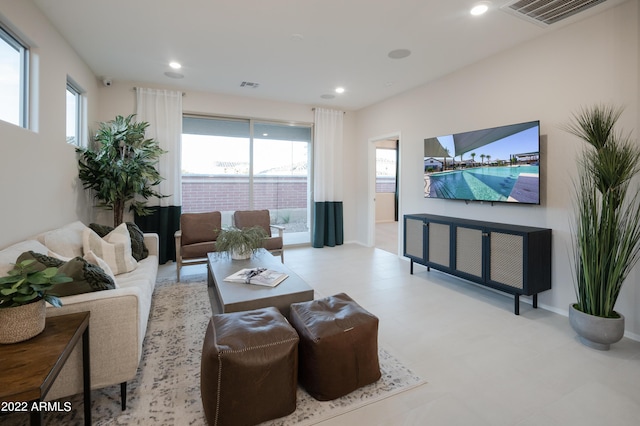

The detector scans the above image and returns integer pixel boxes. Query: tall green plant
[77,114,167,227]
[565,105,640,318]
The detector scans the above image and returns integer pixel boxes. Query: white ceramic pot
[230,249,251,260]
[0,298,46,344]
[569,304,624,351]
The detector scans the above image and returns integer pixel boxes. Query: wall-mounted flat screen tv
[424,120,540,204]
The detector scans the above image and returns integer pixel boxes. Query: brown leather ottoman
[200,307,299,426]
[289,293,381,401]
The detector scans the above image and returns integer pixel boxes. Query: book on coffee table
[224,268,289,287]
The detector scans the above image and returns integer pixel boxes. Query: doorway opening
[368,133,401,254]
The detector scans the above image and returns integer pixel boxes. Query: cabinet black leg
[410,259,413,274]
[514,294,520,315]
[533,294,538,309]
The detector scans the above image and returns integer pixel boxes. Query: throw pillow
[42,221,87,258]
[84,250,118,288]
[0,240,49,277]
[16,251,116,297]
[83,223,138,275]
[89,222,149,261]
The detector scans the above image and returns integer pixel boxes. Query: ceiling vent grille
[501,0,608,26]
[240,81,260,88]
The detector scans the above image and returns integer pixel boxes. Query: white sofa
[0,221,158,409]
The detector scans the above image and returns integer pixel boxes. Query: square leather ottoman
[200,307,299,426]
[289,293,381,401]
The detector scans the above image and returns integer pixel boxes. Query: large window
[66,79,84,146]
[182,116,312,244]
[0,25,28,127]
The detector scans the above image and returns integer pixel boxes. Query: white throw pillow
[0,240,49,277]
[82,223,137,275]
[84,250,119,288]
[43,221,87,258]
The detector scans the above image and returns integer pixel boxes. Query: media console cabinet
[404,214,551,315]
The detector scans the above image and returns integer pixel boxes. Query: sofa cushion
[0,240,49,277]
[42,221,87,258]
[89,222,149,261]
[83,223,137,275]
[16,251,116,297]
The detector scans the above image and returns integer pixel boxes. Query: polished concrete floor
[375,221,399,255]
[167,244,640,425]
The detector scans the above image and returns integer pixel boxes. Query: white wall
[354,1,640,336]
[0,0,99,248]
[95,82,360,242]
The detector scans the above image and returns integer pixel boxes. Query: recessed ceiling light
[388,49,411,59]
[169,61,182,69]
[470,2,490,16]
[164,71,184,79]
[335,87,345,94]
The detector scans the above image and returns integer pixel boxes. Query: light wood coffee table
[207,249,314,317]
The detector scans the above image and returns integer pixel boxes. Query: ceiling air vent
[501,0,609,26]
[240,81,260,89]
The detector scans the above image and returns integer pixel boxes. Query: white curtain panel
[135,88,183,207]
[313,107,344,201]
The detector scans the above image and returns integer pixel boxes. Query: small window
[0,25,28,127]
[66,79,84,146]
[376,148,397,193]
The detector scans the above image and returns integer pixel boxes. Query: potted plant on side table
[216,226,268,260]
[0,259,72,344]
[564,104,640,350]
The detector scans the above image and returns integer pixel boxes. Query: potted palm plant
[0,259,72,343]
[564,104,640,350]
[77,114,167,227]
[216,226,268,260]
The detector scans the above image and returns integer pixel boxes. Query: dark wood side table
[0,311,91,426]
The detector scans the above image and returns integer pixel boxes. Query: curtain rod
[311,108,346,114]
[133,87,185,96]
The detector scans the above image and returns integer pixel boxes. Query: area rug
[2,279,425,425]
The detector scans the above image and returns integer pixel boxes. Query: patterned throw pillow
[83,223,138,275]
[89,222,149,261]
[16,251,116,297]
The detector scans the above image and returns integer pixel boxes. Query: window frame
[181,114,314,244]
[66,78,84,146]
[0,24,29,128]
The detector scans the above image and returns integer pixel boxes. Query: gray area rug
[2,280,425,425]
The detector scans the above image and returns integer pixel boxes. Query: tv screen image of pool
[424,120,540,204]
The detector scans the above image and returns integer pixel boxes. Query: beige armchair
[175,211,222,280]
[233,210,284,262]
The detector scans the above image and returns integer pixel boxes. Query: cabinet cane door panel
[489,232,524,290]
[404,217,424,260]
[427,222,450,268]
[455,227,483,279]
